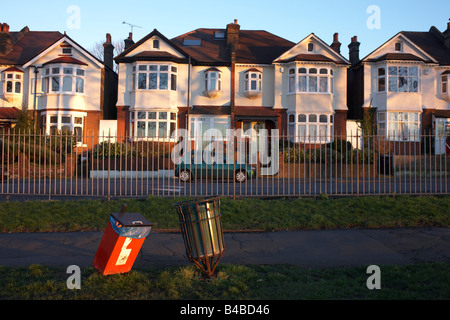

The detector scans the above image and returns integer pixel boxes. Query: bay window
[288,67,333,94]
[1,69,23,95]
[377,112,420,141]
[133,64,177,91]
[244,69,262,98]
[388,66,419,92]
[204,68,222,98]
[130,110,177,140]
[190,116,230,142]
[288,113,334,143]
[42,65,85,94]
[42,112,85,144]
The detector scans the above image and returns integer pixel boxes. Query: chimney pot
[106,33,112,43]
[234,19,238,24]
[333,33,339,42]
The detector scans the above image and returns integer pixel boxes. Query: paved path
[0,227,449,269]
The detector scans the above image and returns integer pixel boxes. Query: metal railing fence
[0,130,448,199]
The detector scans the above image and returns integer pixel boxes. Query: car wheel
[179,169,191,182]
[235,170,247,183]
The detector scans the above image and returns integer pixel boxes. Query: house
[0,22,117,146]
[347,21,450,154]
[114,20,350,145]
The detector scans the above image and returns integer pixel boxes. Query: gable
[116,29,188,64]
[362,33,437,64]
[23,36,104,69]
[274,33,349,65]
[125,35,185,59]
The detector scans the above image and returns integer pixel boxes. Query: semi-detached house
[114,20,350,145]
[348,21,450,154]
[0,22,117,147]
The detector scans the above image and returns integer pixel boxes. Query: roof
[0,107,20,121]
[170,28,295,65]
[0,30,63,65]
[43,56,88,66]
[365,52,433,63]
[117,50,188,63]
[401,29,450,65]
[275,53,349,64]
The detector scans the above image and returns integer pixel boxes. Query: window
[153,39,160,49]
[43,113,85,144]
[394,42,402,52]
[388,66,419,92]
[308,43,314,52]
[183,39,202,46]
[377,112,420,141]
[190,116,230,142]
[62,48,72,54]
[287,113,333,143]
[130,110,177,140]
[377,68,386,92]
[133,64,177,91]
[1,70,23,94]
[288,67,333,94]
[204,69,222,98]
[42,65,85,94]
[244,69,262,97]
[441,73,448,94]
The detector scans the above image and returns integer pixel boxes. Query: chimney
[103,33,114,70]
[226,19,240,50]
[0,23,13,56]
[124,32,134,50]
[348,36,360,65]
[444,21,450,49]
[330,32,341,54]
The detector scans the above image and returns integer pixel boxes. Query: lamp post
[173,196,225,278]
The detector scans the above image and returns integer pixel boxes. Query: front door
[435,118,450,155]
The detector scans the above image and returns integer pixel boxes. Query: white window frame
[244,70,262,93]
[377,67,386,92]
[1,71,23,95]
[189,116,230,142]
[440,73,448,94]
[42,64,86,95]
[42,112,86,145]
[287,113,334,143]
[204,69,222,92]
[387,65,419,93]
[288,67,333,94]
[377,111,421,141]
[130,110,177,140]
[133,63,177,92]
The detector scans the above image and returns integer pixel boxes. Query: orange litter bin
[93,205,153,275]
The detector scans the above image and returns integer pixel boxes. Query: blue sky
[2,0,449,59]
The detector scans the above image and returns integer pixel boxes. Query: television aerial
[122,21,142,33]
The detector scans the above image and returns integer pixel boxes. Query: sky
[2,0,449,59]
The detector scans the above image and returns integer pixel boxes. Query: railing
[0,129,448,199]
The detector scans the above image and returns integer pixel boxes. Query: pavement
[0,227,449,269]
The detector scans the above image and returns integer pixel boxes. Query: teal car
[174,152,257,183]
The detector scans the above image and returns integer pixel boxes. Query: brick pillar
[116,105,129,142]
[334,110,348,139]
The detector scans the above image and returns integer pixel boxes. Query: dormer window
[244,69,262,98]
[153,39,160,49]
[204,68,222,98]
[394,42,402,52]
[307,42,314,52]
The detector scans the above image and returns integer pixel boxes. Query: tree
[90,39,124,73]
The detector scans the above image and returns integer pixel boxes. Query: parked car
[174,152,257,182]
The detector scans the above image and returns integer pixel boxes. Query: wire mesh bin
[172,196,225,278]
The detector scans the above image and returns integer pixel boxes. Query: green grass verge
[0,195,449,233]
[0,262,448,300]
